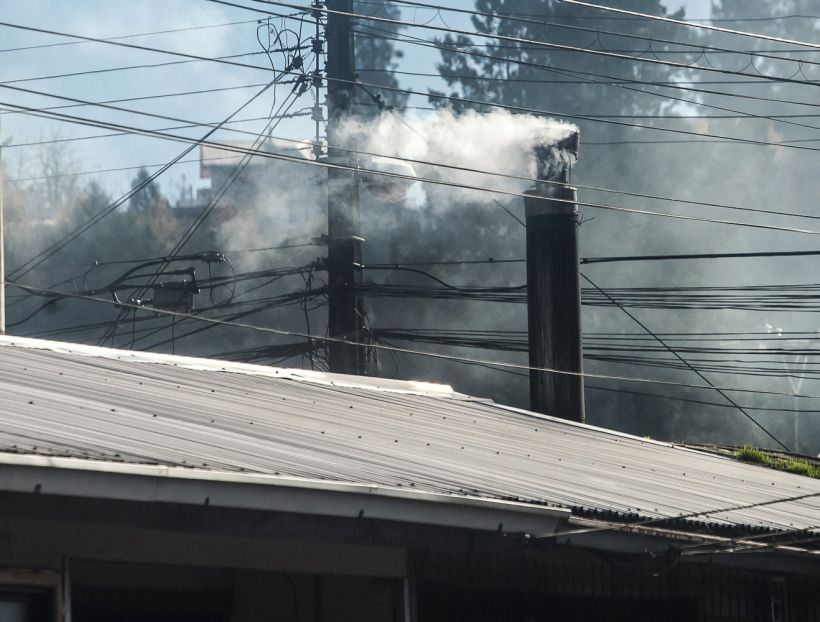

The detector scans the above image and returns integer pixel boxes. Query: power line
[5,68,820,236]
[19,66,820,236]
[12,278,820,401]
[0,49,298,86]
[11,17,820,148]
[0,20,311,84]
[359,0,819,26]
[585,383,820,414]
[0,19,259,54]
[361,69,820,86]
[581,250,820,264]
[351,25,820,143]
[583,137,820,147]
[358,68,820,119]
[348,72,820,151]
[7,97,820,239]
[5,143,319,185]
[377,0,820,72]
[250,0,820,88]
[6,77,284,282]
[363,278,820,312]
[9,81,820,229]
[581,273,789,451]
[353,26,820,115]
[0,80,296,118]
[2,110,311,153]
[371,329,820,381]
[365,250,820,268]
[560,0,820,50]
[10,80,820,233]
[99,83,307,347]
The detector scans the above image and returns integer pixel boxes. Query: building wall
[412,545,820,622]
[1,491,819,622]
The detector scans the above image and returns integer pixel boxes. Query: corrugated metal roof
[1,336,819,534]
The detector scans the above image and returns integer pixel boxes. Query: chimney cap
[555,130,580,159]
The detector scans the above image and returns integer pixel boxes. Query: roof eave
[0,453,568,537]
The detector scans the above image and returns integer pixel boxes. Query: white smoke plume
[340,109,578,209]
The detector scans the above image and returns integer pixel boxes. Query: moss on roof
[736,445,820,479]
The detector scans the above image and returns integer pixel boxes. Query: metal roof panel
[0,336,818,533]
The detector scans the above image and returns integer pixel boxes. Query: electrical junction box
[152,282,198,313]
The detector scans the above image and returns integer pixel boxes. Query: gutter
[0,453,568,537]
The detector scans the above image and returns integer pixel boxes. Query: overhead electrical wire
[99,29,315,345]
[0,79,301,119]
[364,70,820,86]
[581,272,789,450]
[372,0,820,72]
[350,25,820,141]
[360,0,820,26]
[10,18,820,151]
[559,0,820,50]
[2,111,311,154]
[584,384,820,415]
[5,75,286,282]
[248,0,820,88]
[7,78,820,229]
[12,78,820,228]
[356,67,820,119]
[6,72,820,233]
[370,329,820,382]
[100,79,309,346]
[362,273,820,313]
[0,48,305,86]
[352,27,820,114]
[7,97,820,239]
[11,279,820,402]
[0,18,260,55]
[0,19,313,77]
[365,249,820,269]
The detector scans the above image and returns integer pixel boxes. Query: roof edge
[0,335,462,398]
[0,453,568,536]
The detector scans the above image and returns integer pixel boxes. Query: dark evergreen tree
[128,167,164,214]
[353,1,409,111]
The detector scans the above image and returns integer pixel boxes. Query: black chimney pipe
[525,132,584,422]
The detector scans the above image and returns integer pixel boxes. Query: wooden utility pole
[525,136,584,422]
[0,110,6,336]
[325,0,365,375]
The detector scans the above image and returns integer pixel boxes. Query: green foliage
[736,446,820,479]
[736,445,769,464]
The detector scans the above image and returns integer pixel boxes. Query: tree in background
[124,167,179,260]
[432,0,685,128]
[360,0,695,416]
[353,1,409,111]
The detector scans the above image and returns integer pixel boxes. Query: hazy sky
[0,0,714,202]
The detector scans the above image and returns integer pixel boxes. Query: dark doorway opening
[417,581,698,622]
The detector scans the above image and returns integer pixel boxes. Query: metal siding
[0,339,819,534]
